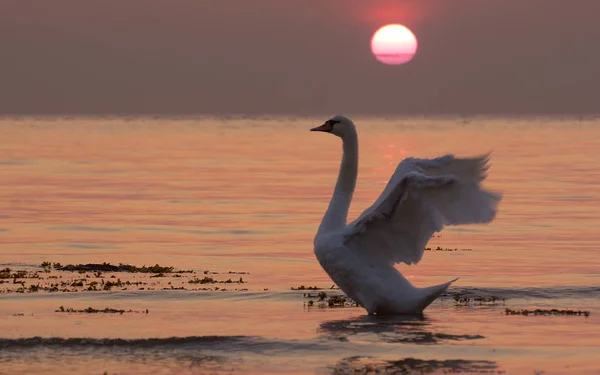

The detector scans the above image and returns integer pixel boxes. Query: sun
[370,24,418,65]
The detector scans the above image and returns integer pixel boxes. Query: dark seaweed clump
[424,246,474,252]
[2,262,252,294]
[291,285,339,290]
[52,262,180,273]
[304,291,357,308]
[188,276,246,284]
[454,294,504,306]
[332,356,499,374]
[291,285,321,290]
[505,308,590,317]
[0,268,41,279]
[55,306,149,314]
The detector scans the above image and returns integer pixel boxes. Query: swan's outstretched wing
[344,154,500,266]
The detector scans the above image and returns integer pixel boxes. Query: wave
[0,335,328,352]
[445,285,600,300]
[0,336,237,349]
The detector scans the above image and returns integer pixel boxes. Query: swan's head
[310,115,356,138]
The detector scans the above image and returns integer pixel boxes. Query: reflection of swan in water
[319,315,492,375]
[318,315,484,345]
[311,115,501,315]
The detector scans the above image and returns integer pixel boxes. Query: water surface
[1,116,599,374]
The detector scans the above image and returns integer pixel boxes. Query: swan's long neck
[318,130,358,234]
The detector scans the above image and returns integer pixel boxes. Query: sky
[1,0,599,115]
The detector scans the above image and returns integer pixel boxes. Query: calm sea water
[1,116,599,374]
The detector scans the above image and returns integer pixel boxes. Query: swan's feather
[344,154,500,266]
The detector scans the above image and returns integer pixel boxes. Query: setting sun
[371,24,418,65]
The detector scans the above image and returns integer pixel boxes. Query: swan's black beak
[310,122,333,132]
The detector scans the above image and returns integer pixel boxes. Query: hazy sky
[1,0,599,115]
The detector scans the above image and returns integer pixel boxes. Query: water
[1,116,599,374]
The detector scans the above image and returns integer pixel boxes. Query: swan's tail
[418,277,459,311]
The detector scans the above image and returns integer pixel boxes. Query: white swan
[311,115,501,315]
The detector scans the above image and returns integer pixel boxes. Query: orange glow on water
[1,117,600,375]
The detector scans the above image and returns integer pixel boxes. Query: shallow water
[1,116,599,374]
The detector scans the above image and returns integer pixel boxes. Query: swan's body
[311,115,501,315]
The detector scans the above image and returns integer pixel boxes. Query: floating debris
[505,308,590,317]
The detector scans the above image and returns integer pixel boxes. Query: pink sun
[371,24,418,65]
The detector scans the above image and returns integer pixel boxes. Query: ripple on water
[330,356,499,375]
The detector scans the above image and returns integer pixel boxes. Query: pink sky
[1,0,599,114]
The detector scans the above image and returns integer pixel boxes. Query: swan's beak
[310,122,333,132]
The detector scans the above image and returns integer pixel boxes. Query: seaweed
[424,246,474,252]
[304,293,358,309]
[55,306,149,314]
[188,276,245,284]
[332,356,499,374]
[291,285,321,290]
[505,308,590,317]
[0,263,251,294]
[0,268,40,279]
[55,262,175,273]
[454,294,503,306]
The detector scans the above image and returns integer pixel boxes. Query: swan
[311,115,501,315]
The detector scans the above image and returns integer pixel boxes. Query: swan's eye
[328,120,340,126]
